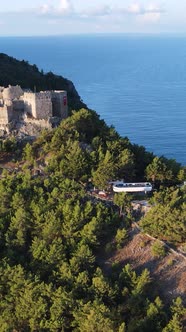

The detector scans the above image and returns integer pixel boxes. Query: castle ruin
[0,85,68,129]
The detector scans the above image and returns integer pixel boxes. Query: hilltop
[0,53,87,111]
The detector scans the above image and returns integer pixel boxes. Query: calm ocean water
[0,35,186,165]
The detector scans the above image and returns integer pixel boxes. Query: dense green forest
[141,186,186,244]
[0,53,86,111]
[0,106,186,331]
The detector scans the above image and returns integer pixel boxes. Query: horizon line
[1,32,186,38]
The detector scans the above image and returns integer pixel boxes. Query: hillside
[0,107,185,330]
[0,53,87,111]
[102,224,186,305]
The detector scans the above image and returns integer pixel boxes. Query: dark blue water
[0,35,186,165]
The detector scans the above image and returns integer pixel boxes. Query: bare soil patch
[102,225,186,305]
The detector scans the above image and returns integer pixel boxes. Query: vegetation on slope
[0,160,185,331]
[0,107,186,330]
[26,108,184,187]
[141,186,186,244]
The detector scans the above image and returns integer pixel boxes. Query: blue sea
[0,35,186,165]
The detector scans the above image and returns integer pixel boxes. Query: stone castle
[0,85,68,126]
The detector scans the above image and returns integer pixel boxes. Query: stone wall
[0,105,13,124]
[23,92,53,119]
[12,100,24,121]
[23,92,36,118]
[13,100,24,111]
[51,91,68,118]
[2,85,23,100]
[35,92,52,119]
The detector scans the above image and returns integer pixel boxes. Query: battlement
[24,91,51,99]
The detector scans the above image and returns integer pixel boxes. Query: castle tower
[51,91,68,119]
[23,91,53,119]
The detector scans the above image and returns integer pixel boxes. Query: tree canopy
[0,105,185,330]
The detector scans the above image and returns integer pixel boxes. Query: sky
[0,0,185,36]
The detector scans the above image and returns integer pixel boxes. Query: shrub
[151,240,166,258]
[105,242,114,254]
[139,239,147,248]
[115,228,128,249]
[180,243,186,253]
[167,257,175,266]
